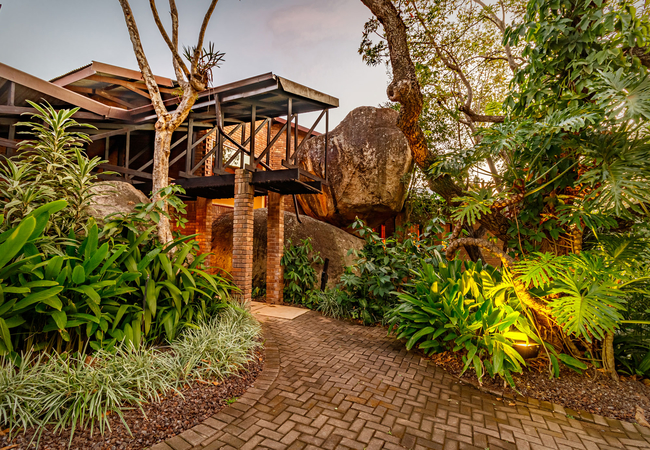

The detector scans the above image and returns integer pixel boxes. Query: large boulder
[88,181,149,222]
[211,209,364,288]
[295,106,413,229]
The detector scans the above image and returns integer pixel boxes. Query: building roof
[1,61,338,126]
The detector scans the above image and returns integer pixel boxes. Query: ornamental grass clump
[0,306,262,441]
[171,306,261,381]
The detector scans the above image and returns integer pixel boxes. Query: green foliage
[0,102,103,254]
[0,104,237,356]
[168,305,261,381]
[0,306,261,440]
[506,0,649,116]
[614,329,650,377]
[513,246,647,342]
[451,188,498,227]
[315,289,347,320]
[339,218,445,324]
[0,202,235,356]
[281,238,323,306]
[388,260,534,386]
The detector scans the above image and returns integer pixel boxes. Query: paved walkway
[153,311,650,450]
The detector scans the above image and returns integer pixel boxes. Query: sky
[0,0,390,129]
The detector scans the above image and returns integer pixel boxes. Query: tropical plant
[389,259,588,385]
[0,102,103,254]
[0,200,68,355]
[169,305,261,380]
[281,238,323,306]
[1,210,235,355]
[339,218,444,324]
[389,260,531,385]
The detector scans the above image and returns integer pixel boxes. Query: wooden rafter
[88,74,177,96]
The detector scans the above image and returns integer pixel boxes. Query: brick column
[232,169,255,307]
[266,192,285,304]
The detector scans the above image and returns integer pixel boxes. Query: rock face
[88,181,149,222]
[211,209,364,289]
[295,106,413,229]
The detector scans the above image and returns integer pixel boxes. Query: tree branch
[190,0,219,85]
[360,0,430,169]
[117,0,168,119]
[458,105,505,123]
[148,0,190,82]
[473,0,519,73]
[410,1,475,111]
[168,0,188,86]
[361,0,513,244]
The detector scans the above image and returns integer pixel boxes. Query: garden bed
[0,347,264,450]
[429,351,650,423]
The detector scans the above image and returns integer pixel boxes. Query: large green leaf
[13,286,64,311]
[0,216,36,269]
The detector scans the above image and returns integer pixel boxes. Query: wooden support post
[324,109,329,181]
[7,82,15,107]
[240,118,246,169]
[125,131,131,168]
[266,118,271,166]
[250,105,256,169]
[7,122,15,157]
[185,118,194,174]
[286,98,292,161]
[293,115,298,163]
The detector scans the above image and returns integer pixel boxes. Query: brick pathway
[152,311,650,450]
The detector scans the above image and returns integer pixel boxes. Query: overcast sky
[0,0,390,128]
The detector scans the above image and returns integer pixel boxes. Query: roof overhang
[51,61,174,88]
[0,62,130,120]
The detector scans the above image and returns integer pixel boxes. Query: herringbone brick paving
[152,311,650,450]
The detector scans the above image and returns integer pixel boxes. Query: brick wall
[194,129,216,177]
[171,197,216,273]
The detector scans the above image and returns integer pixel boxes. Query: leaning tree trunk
[152,122,174,243]
[360,0,512,245]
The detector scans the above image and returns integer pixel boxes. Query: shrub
[281,237,323,306]
[339,218,444,324]
[0,205,236,356]
[0,102,103,254]
[390,258,591,385]
[388,259,535,385]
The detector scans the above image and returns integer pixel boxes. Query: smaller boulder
[211,209,364,289]
[88,181,149,222]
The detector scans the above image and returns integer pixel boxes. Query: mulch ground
[429,350,650,423]
[0,347,264,450]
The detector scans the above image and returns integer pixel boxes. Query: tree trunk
[602,332,619,382]
[152,122,174,243]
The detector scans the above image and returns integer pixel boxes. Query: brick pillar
[266,192,285,304]
[195,197,215,273]
[232,169,255,307]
